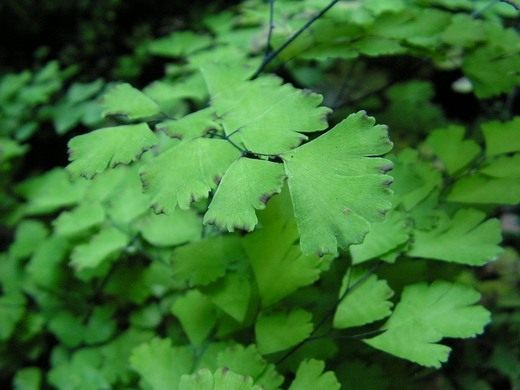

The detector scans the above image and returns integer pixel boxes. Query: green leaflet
[201,63,331,154]
[364,281,490,368]
[53,202,105,236]
[288,359,340,390]
[148,31,212,58]
[14,367,42,390]
[283,111,393,256]
[202,272,252,323]
[8,220,49,260]
[140,138,240,213]
[70,226,129,271]
[482,117,520,157]
[390,149,442,210]
[16,168,87,215]
[333,269,394,329]
[480,154,520,178]
[448,174,520,205]
[204,158,286,232]
[215,344,283,389]
[157,107,219,140]
[104,167,151,226]
[48,349,109,390]
[463,41,520,98]
[349,210,410,264]
[0,137,27,163]
[171,236,245,287]
[137,209,202,247]
[48,311,85,348]
[27,236,69,287]
[179,368,261,390]
[102,83,160,120]
[255,309,314,355]
[67,123,157,178]
[171,290,218,346]
[408,208,502,265]
[130,338,194,390]
[0,293,26,340]
[425,125,481,175]
[243,195,322,307]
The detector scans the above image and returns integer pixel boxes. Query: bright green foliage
[203,272,251,322]
[284,111,393,256]
[8,220,48,259]
[463,45,520,98]
[130,338,194,390]
[480,154,520,178]
[13,367,42,390]
[215,345,284,389]
[0,293,26,340]
[27,236,68,287]
[179,368,261,390]
[390,149,442,210]
[2,0,517,387]
[171,236,244,287]
[365,281,490,368]
[289,359,340,390]
[141,138,240,212]
[16,169,86,215]
[202,63,331,154]
[158,107,218,140]
[204,158,285,232]
[53,202,105,236]
[70,226,129,270]
[67,123,157,178]
[52,80,104,134]
[333,269,394,329]
[448,175,520,205]
[102,83,160,120]
[378,81,446,134]
[0,138,27,164]
[349,210,410,264]
[256,309,313,355]
[171,290,218,346]
[408,209,502,265]
[482,117,520,157]
[243,196,322,307]
[137,209,202,247]
[148,31,212,57]
[426,126,481,175]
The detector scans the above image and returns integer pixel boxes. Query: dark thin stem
[275,262,381,365]
[331,61,357,108]
[307,328,385,342]
[334,60,425,109]
[263,0,276,60]
[251,0,341,79]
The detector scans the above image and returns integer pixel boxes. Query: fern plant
[1,0,520,389]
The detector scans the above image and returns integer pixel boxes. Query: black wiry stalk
[263,0,276,60]
[274,262,381,365]
[251,0,341,79]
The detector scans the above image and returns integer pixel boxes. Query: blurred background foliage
[0,0,519,389]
